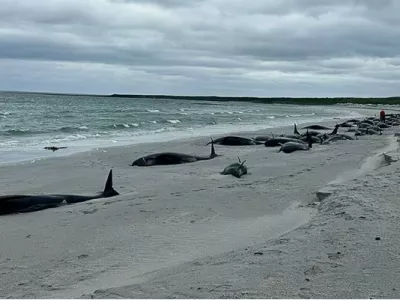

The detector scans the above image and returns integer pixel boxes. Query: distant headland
[109,94,400,105]
[2,90,400,105]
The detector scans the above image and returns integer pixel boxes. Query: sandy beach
[1,118,400,298]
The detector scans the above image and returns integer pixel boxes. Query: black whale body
[264,137,307,147]
[0,170,119,215]
[132,142,218,166]
[206,136,263,146]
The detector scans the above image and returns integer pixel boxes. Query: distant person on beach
[380,109,386,122]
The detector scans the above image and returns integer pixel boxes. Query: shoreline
[0,115,399,298]
[85,128,400,299]
[93,132,400,299]
[0,110,370,168]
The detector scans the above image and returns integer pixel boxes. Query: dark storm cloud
[0,0,399,96]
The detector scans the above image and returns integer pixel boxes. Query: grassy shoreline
[109,94,400,105]
[2,90,400,105]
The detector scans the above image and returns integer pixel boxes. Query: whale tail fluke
[102,169,119,197]
[237,156,246,165]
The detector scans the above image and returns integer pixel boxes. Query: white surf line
[329,134,398,186]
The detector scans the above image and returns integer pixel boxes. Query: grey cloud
[116,0,202,7]
[0,0,399,96]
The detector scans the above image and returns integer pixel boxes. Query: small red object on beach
[380,110,386,122]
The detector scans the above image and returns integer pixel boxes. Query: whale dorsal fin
[102,169,119,197]
[210,138,216,158]
[331,125,339,135]
[294,123,300,135]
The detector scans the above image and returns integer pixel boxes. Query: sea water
[0,91,371,165]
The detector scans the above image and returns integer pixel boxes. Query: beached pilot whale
[132,140,218,167]
[0,170,119,215]
[206,136,263,146]
[302,125,331,130]
[278,139,312,154]
[221,157,248,178]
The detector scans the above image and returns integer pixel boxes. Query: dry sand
[1,119,399,298]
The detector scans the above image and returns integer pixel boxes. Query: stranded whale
[0,170,119,215]
[132,141,218,167]
[220,157,248,178]
[206,136,263,146]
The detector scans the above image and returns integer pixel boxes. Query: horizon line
[1,89,399,99]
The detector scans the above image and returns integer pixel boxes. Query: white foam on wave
[154,128,166,133]
[147,109,160,113]
[0,104,371,166]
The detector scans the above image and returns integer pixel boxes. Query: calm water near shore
[0,91,380,164]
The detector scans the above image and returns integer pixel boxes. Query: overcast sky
[0,0,399,97]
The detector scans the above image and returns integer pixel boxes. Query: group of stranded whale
[1,113,399,216]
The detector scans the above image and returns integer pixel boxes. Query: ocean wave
[0,140,19,146]
[146,109,160,113]
[59,126,89,133]
[0,129,44,137]
[50,134,90,143]
[154,128,166,133]
[107,123,141,129]
[0,126,91,137]
[167,119,181,124]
